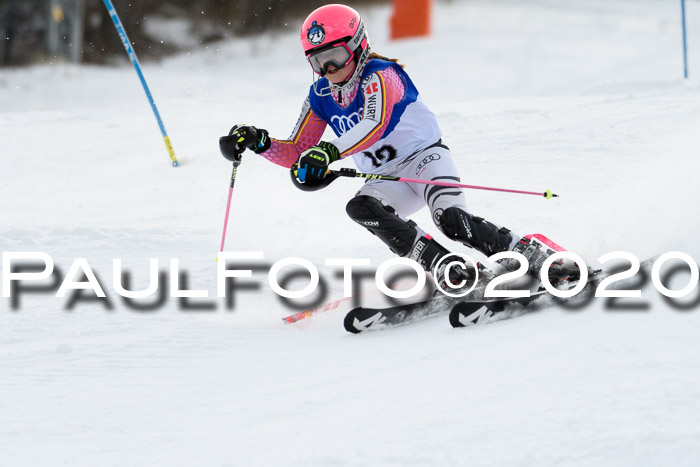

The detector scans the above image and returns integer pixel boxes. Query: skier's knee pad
[346,195,418,257]
[439,207,512,256]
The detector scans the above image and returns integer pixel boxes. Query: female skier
[219,4,572,287]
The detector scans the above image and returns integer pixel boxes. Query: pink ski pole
[219,158,242,254]
[331,168,558,199]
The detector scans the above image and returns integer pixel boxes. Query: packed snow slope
[2,0,700,465]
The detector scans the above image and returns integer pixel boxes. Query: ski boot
[408,234,492,296]
[434,260,494,296]
[498,236,587,288]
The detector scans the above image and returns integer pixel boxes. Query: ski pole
[282,297,352,324]
[102,0,180,167]
[330,168,558,199]
[219,157,242,254]
[681,0,689,79]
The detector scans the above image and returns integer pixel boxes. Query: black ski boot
[439,207,513,256]
[408,235,476,286]
[498,237,583,287]
[408,235,497,295]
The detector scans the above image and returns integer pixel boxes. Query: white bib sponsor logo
[331,112,361,135]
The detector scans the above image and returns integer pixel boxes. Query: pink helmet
[301,4,371,88]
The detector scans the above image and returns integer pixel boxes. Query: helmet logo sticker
[307,21,325,46]
[351,22,365,47]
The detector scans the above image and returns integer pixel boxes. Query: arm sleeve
[257,97,327,168]
[331,67,406,158]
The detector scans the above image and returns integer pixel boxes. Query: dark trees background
[0,0,387,66]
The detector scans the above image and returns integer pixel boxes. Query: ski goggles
[306,42,354,76]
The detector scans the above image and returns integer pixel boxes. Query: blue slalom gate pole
[681,0,689,79]
[102,0,180,167]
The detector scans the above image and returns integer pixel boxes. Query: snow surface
[2,0,700,465]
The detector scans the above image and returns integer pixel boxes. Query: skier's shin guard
[439,207,513,256]
[346,195,421,257]
[346,195,450,271]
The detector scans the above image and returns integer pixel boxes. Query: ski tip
[343,310,362,334]
[448,309,463,328]
[449,302,497,328]
[449,302,471,328]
